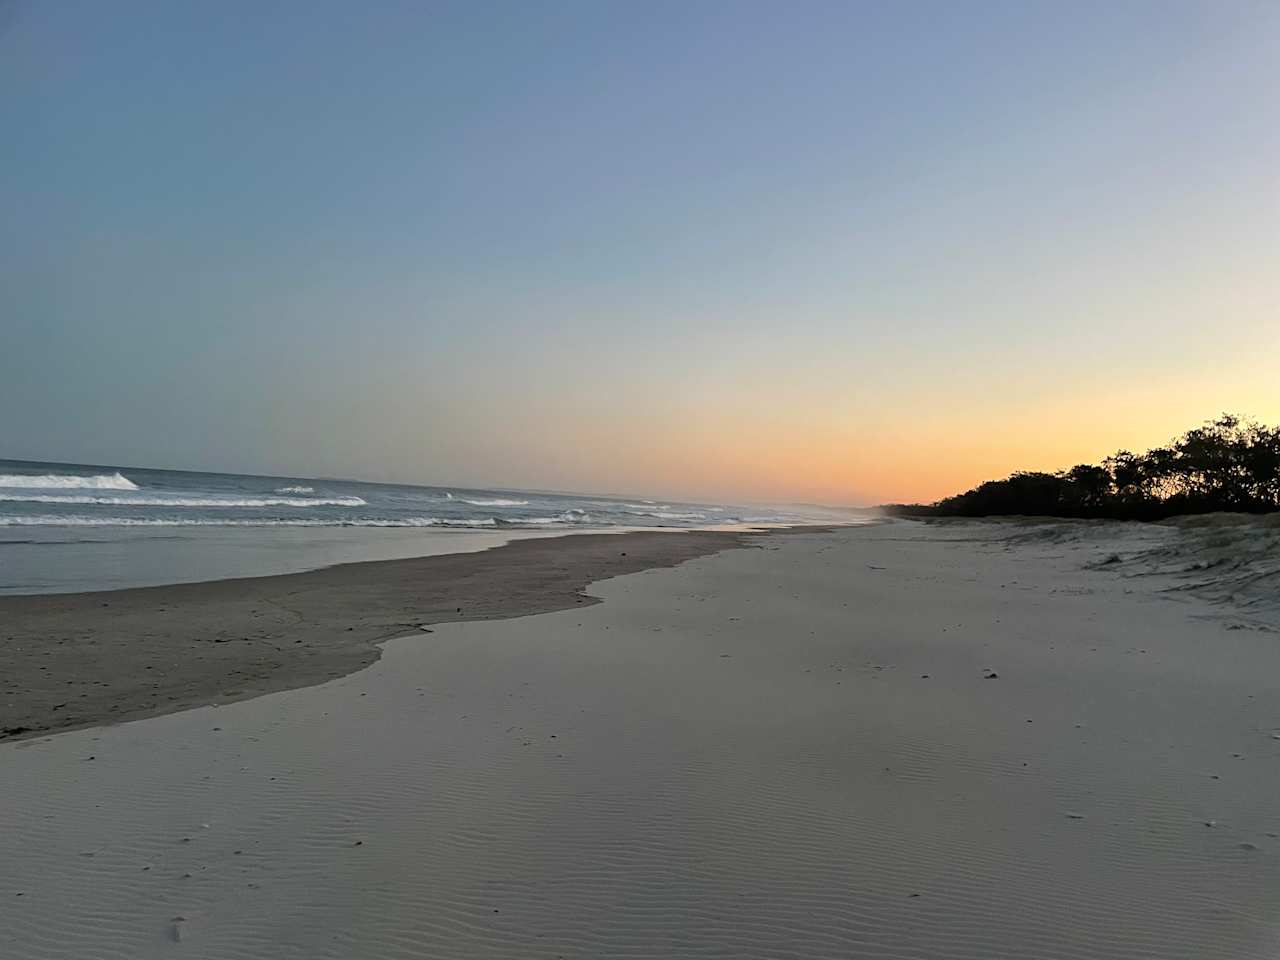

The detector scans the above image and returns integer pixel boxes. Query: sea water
[0,459,859,593]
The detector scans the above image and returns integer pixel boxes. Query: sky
[2,1,1278,505]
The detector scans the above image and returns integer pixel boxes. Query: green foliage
[885,414,1280,520]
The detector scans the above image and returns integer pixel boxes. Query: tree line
[884,415,1280,520]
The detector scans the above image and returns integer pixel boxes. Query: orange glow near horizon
[532,358,1280,507]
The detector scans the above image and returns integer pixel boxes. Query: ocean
[0,459,858,594]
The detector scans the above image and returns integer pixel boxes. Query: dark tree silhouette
[884,415,1280,520]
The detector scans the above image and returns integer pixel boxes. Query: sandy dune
[2,521,1278,958]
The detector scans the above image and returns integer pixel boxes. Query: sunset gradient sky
[3,1,1278,504]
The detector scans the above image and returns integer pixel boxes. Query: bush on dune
[884,414,1280,521]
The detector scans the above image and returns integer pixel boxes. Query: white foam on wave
[346,517,500,528]
[0,471,138,490]
[630,509,709,521]
[459,498,529,507]
[275,485,315,495]
[0,512,596,528]
[0,515,497,528]
[0,494,367,508]
[522,509,592,525]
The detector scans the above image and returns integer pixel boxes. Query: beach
[3,519,1279,958]
[9,3,1278,955]
[0,528,780,741]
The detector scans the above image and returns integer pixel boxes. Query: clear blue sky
[3,1,1277,502]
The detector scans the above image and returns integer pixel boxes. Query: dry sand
[2,519,1279,958]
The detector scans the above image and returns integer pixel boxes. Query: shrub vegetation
[884,415,1280,520]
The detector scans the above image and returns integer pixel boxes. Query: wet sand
[1,528,809,741]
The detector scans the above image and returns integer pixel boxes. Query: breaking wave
[0,472,138,490]
[275,485,315,494]
[0,510,596,528]
[629,509,711,521]
[0,494,367,508]
[458,497,529,507]
[0,516,477,528]
[519,509,592,525]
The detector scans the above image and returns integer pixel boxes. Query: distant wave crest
[275,485,315,494]
[521,509,591,525]
[459,497,529,507]
[629,509,709,521]
[0,510,596,528]
[0,494,367,508]
[0,516,443,528]
[0,472,138,491]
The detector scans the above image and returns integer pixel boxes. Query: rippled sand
[3,522,1278,958]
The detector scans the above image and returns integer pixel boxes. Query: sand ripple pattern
[3,526,1280,958]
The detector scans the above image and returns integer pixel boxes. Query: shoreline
[0,525,832,742]
[1,521,834,597]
